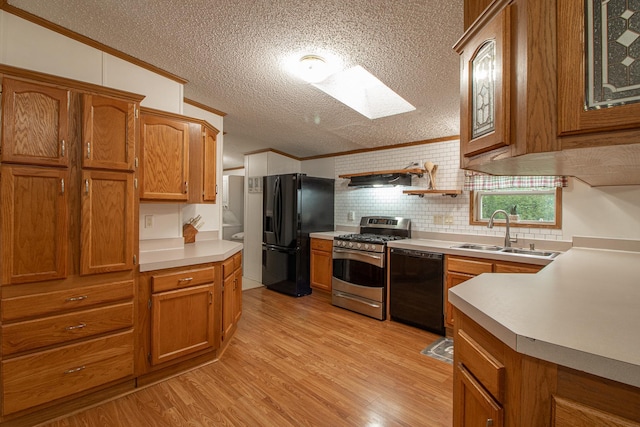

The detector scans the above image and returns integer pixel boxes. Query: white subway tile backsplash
[334,140,563,241]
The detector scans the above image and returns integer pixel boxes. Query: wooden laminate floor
[43,287,453,426]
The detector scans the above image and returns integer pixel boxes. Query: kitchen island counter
[449,243,640,388]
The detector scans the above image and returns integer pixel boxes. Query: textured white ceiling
[8,0,464,168]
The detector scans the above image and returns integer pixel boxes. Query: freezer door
[263,174,298,248]
[261,244,311,297]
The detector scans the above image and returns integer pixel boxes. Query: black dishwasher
[389,248,445,335]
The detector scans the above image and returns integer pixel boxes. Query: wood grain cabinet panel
[1,78,69,167]
[552,396,640,427]
[1,280,134,322]
[1,165,68,285]
[310,238,333,292]
[222,252,242,341]
[202,124,218,202]
[139,111,189,201]
[80,170,135,275]
[455,362,504,427]
[1,302,133,355]
[1,330,134,415]
[151,284,215,365]
[82,94,136,171]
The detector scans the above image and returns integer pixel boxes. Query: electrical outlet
[445,214,454,225]
[434,215,444,225]
[144,215,154,228]
[348,211,355,221]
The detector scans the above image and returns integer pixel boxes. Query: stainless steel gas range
[331,216,411,320]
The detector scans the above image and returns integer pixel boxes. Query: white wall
[563,180,640,239]
[302,157,335,179]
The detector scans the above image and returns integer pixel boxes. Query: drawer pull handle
[64,365,86,374]
[486,419,493,427]
[178,277,193,282]
[65,322,87,331]
[66,295,88,302]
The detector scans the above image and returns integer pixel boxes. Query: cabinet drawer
[311,238,333,252]
[233,252,242,270]
[494,262,542,274]
[152,267,214,293]
[222,258,234,279]
[2,302,133,356]
[457,328,505,402]
[2,330,134,415]
[447,256,493,275]
[2,280,134,322]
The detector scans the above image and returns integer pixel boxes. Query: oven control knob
[371,245,377,251]
[364,244,369,250]
[348,242,353,248]
[356,243,362,249]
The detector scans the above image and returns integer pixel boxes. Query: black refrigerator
[262,173,334,297]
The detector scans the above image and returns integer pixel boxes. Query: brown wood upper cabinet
[0,165,69,285]
[139,109,190,201]
[457,4,511,158]
[456,0,640,186]
[140,108,219,203]
[557,0,640,136]
[80,170,135,275]
[82,94,136,171]
[1,78,69,167]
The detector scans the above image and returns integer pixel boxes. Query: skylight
[312,65,416,119]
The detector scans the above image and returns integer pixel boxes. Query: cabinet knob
[86,141,91,159]
[486,419,493,427]
[60,139,66,157]
[184,181,189,193]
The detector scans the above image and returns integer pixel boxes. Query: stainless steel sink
[452,243,560,259]
[499,248,560,258]
[452,244,503,251]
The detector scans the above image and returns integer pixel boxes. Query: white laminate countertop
[139,239,243,272]
[449,247,640,388]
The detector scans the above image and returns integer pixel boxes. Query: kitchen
[1,0,640,426]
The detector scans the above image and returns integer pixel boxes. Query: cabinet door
[310,248,332,291]
[202,124,219,202]
[1,79,69,167]
[1,165,68,284]
[82,94,136,170]
[139,113,189,201]
[222,272,235,340]
[234,268,243,325]
[558,0,640,136]
[458,6,511,157]
[445,272,475,327]
[80,170,135,275]
[454,364,504,427]
[151,284,215,365]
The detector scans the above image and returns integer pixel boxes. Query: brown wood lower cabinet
[2,331,134,415]
[151,284,215,365]
[310,238,332,292]
[453,308,640,426]
[222,252,242,342]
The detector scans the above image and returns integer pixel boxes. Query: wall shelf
[338,168,425,179]
[403,189,462,198]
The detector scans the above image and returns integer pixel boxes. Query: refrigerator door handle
[273,176,281,244]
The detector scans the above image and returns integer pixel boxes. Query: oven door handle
[333,248,384,267]
[333,291,382,308]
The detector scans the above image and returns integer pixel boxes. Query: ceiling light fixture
[297,55,331,83]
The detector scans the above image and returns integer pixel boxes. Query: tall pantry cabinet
[0,65,142,422]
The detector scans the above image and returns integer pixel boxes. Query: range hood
[346,173,412,188]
